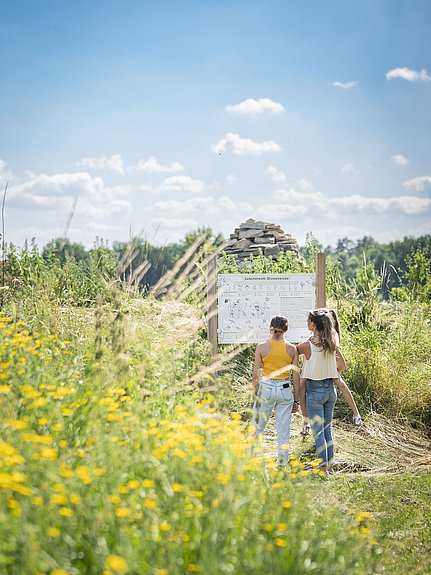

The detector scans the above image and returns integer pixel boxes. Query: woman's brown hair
[270,315,288,336]
[308,309,336,354]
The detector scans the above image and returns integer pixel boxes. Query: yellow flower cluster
[0,309,375,573]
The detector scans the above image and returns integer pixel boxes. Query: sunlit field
[1,239,430,574]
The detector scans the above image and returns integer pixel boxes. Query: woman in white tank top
[297,309,343,473]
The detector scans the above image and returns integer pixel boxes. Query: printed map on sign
[217,273,315,343]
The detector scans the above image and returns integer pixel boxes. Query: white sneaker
[353,415,363,426]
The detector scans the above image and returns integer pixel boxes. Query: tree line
[3,230,431,304]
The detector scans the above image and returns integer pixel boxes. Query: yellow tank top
[262,340,293,379]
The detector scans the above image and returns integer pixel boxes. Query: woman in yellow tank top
[250,315,300,466]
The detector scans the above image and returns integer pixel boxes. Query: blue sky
[1,0,430,248]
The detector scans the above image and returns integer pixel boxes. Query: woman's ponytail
[308,310,336,354]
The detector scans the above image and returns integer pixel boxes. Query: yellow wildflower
[105,554,128,573]
[39,447,58,460]
[356,511,373,522]
[115,508,131,518]
[59,465,73,478]
[51,494,68,505]
[143,497,157,510]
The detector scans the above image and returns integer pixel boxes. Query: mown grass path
[261,415,431,575]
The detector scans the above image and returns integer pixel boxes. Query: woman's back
[301,341,338,380]
[262,340,293,379]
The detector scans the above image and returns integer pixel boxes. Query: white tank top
[301,341,339,380]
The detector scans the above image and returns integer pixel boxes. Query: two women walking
[251,308,361,472]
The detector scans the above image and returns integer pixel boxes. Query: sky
[1,0,430,249]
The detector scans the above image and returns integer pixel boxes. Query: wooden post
[207,255,218,388]
[316,252,326,308]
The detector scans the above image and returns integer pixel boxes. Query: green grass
[1,246,431,575]
[0,302,380,575]
[330,472,431,575]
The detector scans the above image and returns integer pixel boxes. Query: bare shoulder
[256,340,270,357]
[296,340,311,357]
[285,341,297,358]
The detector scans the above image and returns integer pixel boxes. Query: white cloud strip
[390,154,409,166]
[340,163,357,174]
[149,195,252,216]
[225,98,284,115]
[403,176,431,192]
[77,155,125,174]
[8,171,131,217]
[386,67,431,82]
[135,155,184,174]
[266,188,430,216]
[332,81,360,89]
[265,166,286,183]
[212,132,281,155]
[157,175,205,194]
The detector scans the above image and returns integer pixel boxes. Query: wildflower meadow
[0,239,430,575]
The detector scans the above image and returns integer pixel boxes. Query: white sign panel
[217,273,315,344]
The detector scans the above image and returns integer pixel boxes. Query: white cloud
[0,159,14,182]
[135,155,184,174]
[225,98,284,115]
[386,67,431,82]
[265,186,431,219]
[272,187,326,209]
[403,176,431,192]
[149,195,252,217]
[340,163,357,174]
[150,216,200,231]
[390,154,409,166]
[157,175,206,195]
[77,154,125,174]
[298,178,312,191]
[212,132,281,156]
[332,81,360,89]
[265,166,286,184]
[226,174,239,185]
[218,196,252,212]
[9,171,131,218]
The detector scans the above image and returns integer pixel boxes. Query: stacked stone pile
[223,219,300,261]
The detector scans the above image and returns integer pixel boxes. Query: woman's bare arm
[252,344,263,393]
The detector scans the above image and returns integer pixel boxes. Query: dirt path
[262,411,431,473]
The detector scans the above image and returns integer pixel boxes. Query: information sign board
[217,273,315,343]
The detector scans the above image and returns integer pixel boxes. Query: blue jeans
[251,378,293,465]
[306,378,337,467]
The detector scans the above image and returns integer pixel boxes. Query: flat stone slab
[238,229,265,240]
